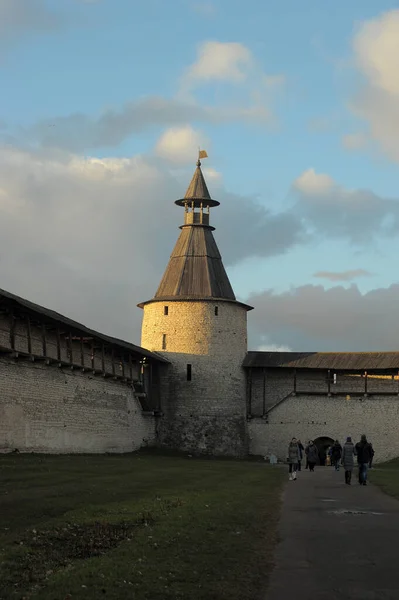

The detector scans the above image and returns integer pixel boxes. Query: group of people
[287,435,375,485]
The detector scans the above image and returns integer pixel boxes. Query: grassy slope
[371,459,399,500]
[0,452,284,600]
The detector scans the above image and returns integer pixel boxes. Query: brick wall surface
[141,300,249,456]
[0,356,155,453]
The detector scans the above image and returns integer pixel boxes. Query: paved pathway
[266,467,399,600]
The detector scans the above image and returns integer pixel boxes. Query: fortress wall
[0,356,155,454]
[248,390,399,463]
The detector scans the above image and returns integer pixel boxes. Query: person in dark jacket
[368,442,375,469]
[355,434,373,485]
[287,438,300,481]
[331,440,342,471]
[306,441,318,472]
[305,441,310,469]
[297,440,304,471]
[341,437,356,484]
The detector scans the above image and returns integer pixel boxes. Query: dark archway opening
[313,436,334,466]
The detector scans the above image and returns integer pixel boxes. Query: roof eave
[137,297,254,311]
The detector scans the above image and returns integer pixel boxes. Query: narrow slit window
[164,306,169,316]
[187,364,192,381]
[333,373,337,385]
[162,334,167,350]
[214,306,219,316]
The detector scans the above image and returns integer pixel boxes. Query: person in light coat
[287,438,300,481]
[341,436,356,485]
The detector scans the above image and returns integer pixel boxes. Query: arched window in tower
[162,334,167,350]
[214,306,219,316]
[164,306,169,316]
[187,364,192,381]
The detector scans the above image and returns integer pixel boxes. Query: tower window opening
[164,306,169,316]
[187,364,192,381]
[162,334,167,350]
[333,373,337,385]
[214,306,219,316]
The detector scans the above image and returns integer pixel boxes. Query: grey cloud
[22,98,271,153]
[0,146,302,345]
[247,283,399,351]
[0,0,61,37]
[313,269,373,282]
[291,180,399,245]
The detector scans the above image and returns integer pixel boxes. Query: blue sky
[1,0,399,350]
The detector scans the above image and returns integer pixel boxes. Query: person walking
[355,434,373,485]
[306,440,318,472]
[287,438,300,481]
[341,436,356,484]
[305,441,310,469]
[331,440,342,471]
[369,442,375,469]
[297,439,304,472]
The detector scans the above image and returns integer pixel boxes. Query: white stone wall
[248,369,399,463]
[141,300,249,455]
[0,357,155,454]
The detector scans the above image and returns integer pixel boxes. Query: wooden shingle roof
[154,225,236,300]
[243,351,399,371]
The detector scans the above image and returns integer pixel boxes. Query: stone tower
[138,156,253,456]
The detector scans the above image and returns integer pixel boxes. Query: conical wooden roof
[139,160,253,310]
[154,225,236,300]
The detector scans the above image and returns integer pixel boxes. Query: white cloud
[154,126,210,164]
[184,41,253,85]
[350,10,399,162]
[293,168,334,196]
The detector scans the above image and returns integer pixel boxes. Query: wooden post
[56,328,61,362]
[91,340,95,371]
[27,316,32,355]
[121,355,125,378]
[148,362,153,405]
[101,343,105,374]
[293,368,297,394]
[262,368,266,415]
[364,371,368,395]
[327,369,331,395]
[9,307,15,350]
[111,347,116,377]
[80,337,84,368]
[247,367,252,416]
[41,323,47,357]
[69,332,73,364]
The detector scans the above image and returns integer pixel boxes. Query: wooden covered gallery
[0,288,168,454]
[244,351,399,420]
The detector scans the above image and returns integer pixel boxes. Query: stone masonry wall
[0,356,155,453]
[248,368,399,463]
[141,300,249,456]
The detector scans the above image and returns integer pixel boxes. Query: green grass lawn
[0,451,284,600]
[371,459,399,500]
